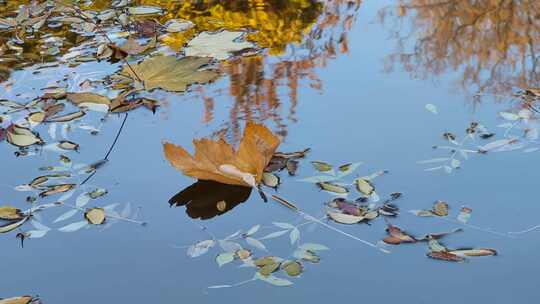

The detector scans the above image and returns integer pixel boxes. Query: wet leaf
[289,228,300,244]
[115,55,219,92]
[164,123,280,186]
[58,220,88,232]
[298,243,329,251]
[383,224,416,244]
[216,252,235,267]
[0,216,29,233]
[235,249,252,260]
[187,240,215,257]
[327,211,364,224]
[273,149,310,159]
[311,161,333,172]
[0,205,24,220]
[427,251,465,262]
[425,104,438,114]
[293,249,320,263]
[262,172,280,189]
[457,206,472,223]
[84,208,106,225]
[285,160,299,176]
[58,140,79,151]
[76,193,91,208]
[67,92,111,110]
[317,182,348,194]
[120,36,157,55]
[6,124,43,147]
[0,296,35,304]
[185,30,256,60]
[433,201,449,216]
[259,230,289,240]
[428,239,448,252]
[449,248,497,257]
[164,19,194,33]
[354,178,374,195]
[28,112,46,125]
[88,188,108,199]
[53,209,78,223]
[245,224,261,236]
[47,111,85,123]
[127,6,164,15]
[255,273,293,286]
[39,184,75,198]
[282,260,303,277]
[245,237,267,251]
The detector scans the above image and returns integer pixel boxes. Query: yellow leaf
[163,123,280,187]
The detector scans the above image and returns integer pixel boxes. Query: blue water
[2,0,539,303]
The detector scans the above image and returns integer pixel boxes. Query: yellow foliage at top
[139,0,323,54]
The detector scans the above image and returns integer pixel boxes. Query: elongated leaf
[187,240,215,257]
[245,224,260,236]
[259,230,289,240]
[216,252,235,267]
[58,221,88,232]
[289,228,300,245]
[53,209,79,223]
[299,243,329,251]
[245,237,267,251]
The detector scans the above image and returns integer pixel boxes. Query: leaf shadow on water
[169,180,252,220]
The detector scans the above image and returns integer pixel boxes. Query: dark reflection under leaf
[169,180,252,220]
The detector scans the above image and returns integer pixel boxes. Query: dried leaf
[0,205,24,220]
[384,224,416,244]
[433,201,449,216]
[163,123,280,186]
[457,206,472,223]
[0,296,35,304]
[427,251,465,262]
[84,208,106,225]
[449,248,497,257]
[311,161,332,172]
[262,172,280,189]
[327,211,364,224]
[317,182,348,194]
[6,124,43,147]
[0,216,29,233]
[354,178,374,195]
[114,55,219,92]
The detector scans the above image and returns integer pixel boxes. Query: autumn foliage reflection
[194,0,362,140]
[380,0,540,95]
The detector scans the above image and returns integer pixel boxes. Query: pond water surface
[1,0,540,303]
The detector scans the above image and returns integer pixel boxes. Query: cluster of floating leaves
[421,94,540,173]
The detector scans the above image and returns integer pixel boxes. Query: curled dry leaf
[433,201,449,216]
[317,182,348,194]
[67,92,111,110]
[449,248,497,257]
[383,224,417,245]
[262,172,280,189]
[311,161,332,172]
[163,123,280,187]
[0,216,29,234]
[184,30,256,60]
[354,178,374,195]
[6,124,43,147]
[39,184,75,197]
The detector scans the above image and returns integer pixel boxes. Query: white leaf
[58,190,75,202]
[187,240,215,257]
[417,158,450,164]
[443,166,452,174]
[523,147,540,153]
[299,243,329,251]
[480,138,515,151]
[497,122,514,128]
[255,273,293,286]
[31,220,50,231]
[450,159,461,168]
[75,193,90,208]
[185,30,256,60]
[245,237,267,251]
[216,252,235,267]
[53,209,79,223]
[425,104,438,114]
[58,221,88,232]
[121,203,132,218]
[289,228,300,245]
[208,285,232,289]
[224,230,242,240]
[245,224,260,236]
[219,240,242,252]
[272,222,295,229]
[15,184,34,192]
[297,175,337,183]
[424,166,443,172]
[500,112,519,121]
[259,230,289,240]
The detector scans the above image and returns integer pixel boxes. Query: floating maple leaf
[163,123,281,187]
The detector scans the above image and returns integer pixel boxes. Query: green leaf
[216,252,235,267]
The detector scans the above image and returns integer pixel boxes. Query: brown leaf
[163,123,280,187]
[427,251,465,262]
[384,224,417,244]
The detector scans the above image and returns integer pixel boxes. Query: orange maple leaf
[163,122,281,187]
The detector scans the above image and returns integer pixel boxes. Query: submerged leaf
[216,252,235,267]
[187,240,215,257]
[311,161,333,172]
[58,220,88,232]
